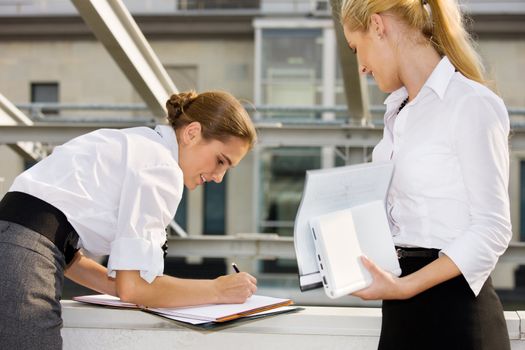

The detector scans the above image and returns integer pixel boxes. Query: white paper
[73,294,291,323]
[293,161,394,290]
[148,295,291,321]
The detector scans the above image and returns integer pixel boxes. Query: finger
[361,255,379,274]
[243,273,257,284]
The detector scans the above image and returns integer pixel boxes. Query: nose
[359,64,368,74]
[212,170,226,183]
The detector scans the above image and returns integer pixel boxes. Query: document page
[293,161,394,291]
[149,295,292,322]
[74,294,293,324]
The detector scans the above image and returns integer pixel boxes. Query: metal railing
[14,102,525,128]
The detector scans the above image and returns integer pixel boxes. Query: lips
[200,174,207,185]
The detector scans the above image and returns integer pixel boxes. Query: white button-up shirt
[11,125,183,283]
[373,57,511,296]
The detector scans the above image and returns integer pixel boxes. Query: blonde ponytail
[426,0,486,85]
[340,0,487,85]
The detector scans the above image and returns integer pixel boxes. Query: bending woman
[340,0,512,349]
[0,90,258,349]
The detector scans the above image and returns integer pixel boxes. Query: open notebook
[73,294,297,327]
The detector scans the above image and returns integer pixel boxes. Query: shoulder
[447,74,506,113]
[445,73,509,130]
[120,127,179,167]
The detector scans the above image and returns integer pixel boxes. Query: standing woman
[340,0,511,349]
[0,90,258,349]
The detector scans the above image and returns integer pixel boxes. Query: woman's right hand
[213,272,257,304]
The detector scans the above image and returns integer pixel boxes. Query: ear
[369,13,386,39]
[180,121,202,146]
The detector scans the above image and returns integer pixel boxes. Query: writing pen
[232,262,240,273]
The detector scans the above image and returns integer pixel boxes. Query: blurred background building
[0,0,524,308]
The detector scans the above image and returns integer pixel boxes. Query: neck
[396,42,442,101]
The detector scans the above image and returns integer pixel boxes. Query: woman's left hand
[351,256,411,300]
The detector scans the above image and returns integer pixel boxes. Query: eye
[351,47,357,54]
[217,158,225,166]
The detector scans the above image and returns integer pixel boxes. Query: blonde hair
[166,90,257,149]
[340,0,487,85]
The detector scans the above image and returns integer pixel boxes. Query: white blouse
[373,57,512,296]
[10,125,183,283]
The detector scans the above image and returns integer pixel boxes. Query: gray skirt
[0,220,65,350]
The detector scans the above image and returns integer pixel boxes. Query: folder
[294,161,399,294]
[309,201,401,298]
[73,294,298,328]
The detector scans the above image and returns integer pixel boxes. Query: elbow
[115,270,144,304]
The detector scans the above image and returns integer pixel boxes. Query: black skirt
[379,251,510,350]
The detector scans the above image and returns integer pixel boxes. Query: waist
[0,191,79,263]
[395,246,440,277]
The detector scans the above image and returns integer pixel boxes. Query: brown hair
[166,90,257,149]
[340,0,487,86]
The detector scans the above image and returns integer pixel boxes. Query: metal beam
[2,123,525,149]
[70,0,177,118]
[329,0,369,124]
[167,235,295,260]
[0,123,384,147]
[0,93,43,161]
[166,235,525,264]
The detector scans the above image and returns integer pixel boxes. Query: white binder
[309,200,401,299]
[293,161,398,293]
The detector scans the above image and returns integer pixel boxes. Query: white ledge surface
[62,300,525,349]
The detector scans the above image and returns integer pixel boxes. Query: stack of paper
[73,294,297,327]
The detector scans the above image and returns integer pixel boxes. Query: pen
[232,262,240,273]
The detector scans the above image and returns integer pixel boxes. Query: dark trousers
[379,255,510,350]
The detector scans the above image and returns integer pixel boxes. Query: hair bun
[166,90,199,119]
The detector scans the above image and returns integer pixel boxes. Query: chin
[184,182,197,190]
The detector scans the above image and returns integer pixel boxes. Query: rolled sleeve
[441,93,512,296]
[109,161,183,284]
[107,237,164,283]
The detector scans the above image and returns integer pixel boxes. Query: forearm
[116,270,257,308]
[65,252,117,296]
[353,254,462,300]
[117,270,218,308]
[401,254,461,298]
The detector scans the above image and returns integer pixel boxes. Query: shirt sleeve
[107,163,182,283]
[440,92,512,296]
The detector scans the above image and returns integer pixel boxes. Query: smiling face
[177,122,249,190]
[343,14,403,93]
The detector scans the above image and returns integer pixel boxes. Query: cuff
[107,237,164,284]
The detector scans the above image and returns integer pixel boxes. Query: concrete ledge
[61,301,525,349]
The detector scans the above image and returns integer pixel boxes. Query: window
[204,177,226,235]
[520,160,525,241]
[260,28,323,120]
[30,82,59,116]
[174,188,188,231]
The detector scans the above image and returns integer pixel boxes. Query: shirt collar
[384,86,409,114]
[383,56,455,110]
[154,125,179,162]
[423,56,455,100]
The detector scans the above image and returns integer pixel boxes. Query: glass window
[260,146,321,273]
[261,28,323,120]
[521,161,525,241]
[174,188,188,231]
[260,147,321,236]
[204,178,226,235]
[30,82,59,115]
